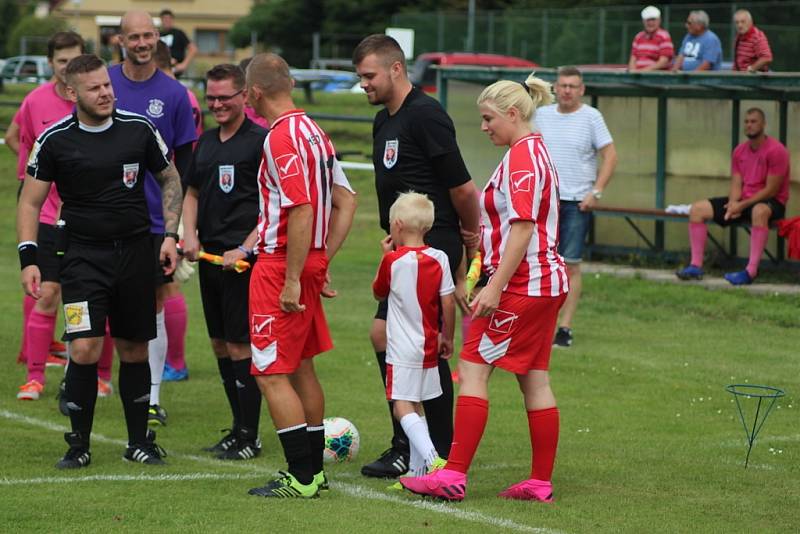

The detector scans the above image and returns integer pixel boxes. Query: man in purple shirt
[109,10,197,426]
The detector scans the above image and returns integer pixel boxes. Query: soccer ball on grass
[323,417,360,463]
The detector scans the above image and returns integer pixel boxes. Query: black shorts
[199,258,251,344]
[375,228,463,321]
[59,233,157,341]
[152,233,174,286]
[38,223,61,283]
[709,196,785,227]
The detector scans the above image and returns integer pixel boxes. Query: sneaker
[498,478,554,502]
[57,378,69,416]
[314,471,329,491]
[97,378,113,398]
[17,379,44,400]
[55,432,91,469]
[400,468,467,501]
[147,404,168,426]
[248,471,319,498]
[203,428,237,453]
[553,327,573,348]
[162,363,189,382]
[50,340,68,357]
[123,430,166,465]
[676,264,704,280]
[217,428,261,460]
[724,270,754,286]
[360,447,409,478]
[46,353,67,368]
[388,456,447,491]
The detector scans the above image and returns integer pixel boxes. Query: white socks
[400,413,439,476]
[148,310,167,405]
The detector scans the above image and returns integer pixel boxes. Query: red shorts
[249,251,333,375]
[460,292,566,374]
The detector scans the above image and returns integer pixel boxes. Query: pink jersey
[373,246,454,368]
[13,82,73,225]
[480,133,568,297]
[186,88,204,139]
[732,136,790,205]
[255,109,351,255]
[245,105,270,129]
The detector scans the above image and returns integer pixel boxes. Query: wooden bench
[589,205,785,263]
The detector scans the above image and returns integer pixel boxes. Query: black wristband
[164,232,180,241]
[18,243,38,270]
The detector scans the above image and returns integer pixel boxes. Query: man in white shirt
[533,66,617,348]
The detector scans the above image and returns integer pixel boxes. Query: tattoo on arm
[155,163,183,234]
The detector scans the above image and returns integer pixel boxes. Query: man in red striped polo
[733,9,773,73]
[628,5,674,71]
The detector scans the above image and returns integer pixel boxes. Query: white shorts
[385,363,442,402]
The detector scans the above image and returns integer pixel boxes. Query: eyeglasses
[205,89,244,104]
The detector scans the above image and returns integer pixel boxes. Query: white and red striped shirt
[631,28,674,70]
[480,133,568,297]
[373,246,454,368]
[255,109,352,255]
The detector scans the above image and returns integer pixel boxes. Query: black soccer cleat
[216,428,261,461]
[552,327,573,348]
[55,431,91,469]
[360,447,409,478]
[203,428,238,454]
[124,430,167,465]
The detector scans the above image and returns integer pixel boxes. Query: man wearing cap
[629,6,674,71]
[733,9,772,73]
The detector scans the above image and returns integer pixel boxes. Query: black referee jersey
[27,109,171,241]
[372,87,470,234]
[186,117,267,252]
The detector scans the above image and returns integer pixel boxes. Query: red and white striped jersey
[255,109,352,255]
[480,133,568,297]
[373,246,455,368]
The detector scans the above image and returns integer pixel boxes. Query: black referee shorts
[59,233,157,341]
[374,228,463,321]
[152,233,174,286]
[708,196,785,227]
[38,223,61,283]
[198,258,251,344]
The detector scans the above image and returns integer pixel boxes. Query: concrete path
[582,262,800,296]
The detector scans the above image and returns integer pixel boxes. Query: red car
[410,52,539,93]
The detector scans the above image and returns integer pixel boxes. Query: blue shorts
[558,201,592,264]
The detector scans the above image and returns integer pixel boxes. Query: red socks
[689,222,707,268]
[528,407,560,481]
[747,226,769,278]
[26,310,57,384]
[164,294,188,370]
[445,395,488,474]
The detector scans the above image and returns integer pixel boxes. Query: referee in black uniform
[353,35,481,478]
[182,64,266,460]
[18,54,183,468]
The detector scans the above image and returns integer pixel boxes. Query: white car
[1,56,52,84]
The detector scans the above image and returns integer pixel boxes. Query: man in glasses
[533,66,617,348]
[628,5,674,71]
[109,10,197,426]
[673,10,722,72]
[182,64,267,460]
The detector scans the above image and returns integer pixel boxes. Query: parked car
[1,56,52,84]
[290,68,359,93]
[410,52,538,92]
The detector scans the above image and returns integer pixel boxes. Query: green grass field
[1,89,799,533]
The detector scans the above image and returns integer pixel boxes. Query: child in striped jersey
[372,192,456,480]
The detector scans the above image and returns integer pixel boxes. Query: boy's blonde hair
[477,73,553,121]
[389,192,434,233]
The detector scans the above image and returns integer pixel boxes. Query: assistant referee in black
[182,63,266,460]
[18,54,183,468]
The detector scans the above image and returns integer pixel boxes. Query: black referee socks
[64,360,98,437]
[119,361,151,445]
[217,357,241,430]
[232,358,261,435]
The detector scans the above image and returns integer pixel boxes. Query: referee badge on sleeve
[219,165,235,193]
[383,139,398,169]
[123,163,139,189]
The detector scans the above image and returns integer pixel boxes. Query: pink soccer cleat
[498,478,554,502]
[400,468,467,501]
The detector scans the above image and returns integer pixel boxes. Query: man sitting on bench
[677,107,790,285]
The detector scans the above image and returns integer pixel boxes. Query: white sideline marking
[2,409,564,533]
[0,473,253,486]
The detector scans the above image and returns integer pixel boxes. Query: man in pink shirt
[677,108,790,285]
[629,5,674,71]
[6,32,84,400]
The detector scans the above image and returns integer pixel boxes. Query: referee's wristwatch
[591,189,603,200]
[164,232,180,242]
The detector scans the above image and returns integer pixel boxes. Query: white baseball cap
[641,6,661,20]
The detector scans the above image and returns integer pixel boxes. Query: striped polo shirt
[734,26,772,71]
[631,28,674,69]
